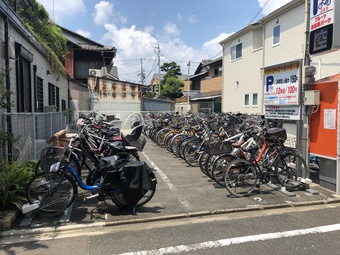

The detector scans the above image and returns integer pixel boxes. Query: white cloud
[93,1,114,25]
[38,0,282,83]
[93,1,127,26]
[76,29,91,38]
[100,22,209,83]
[144,26,154,34]
[163,22,181,37]
[202,32,233,57]
[188,15,198,24]
[258,0,293,16]
[37,0,86,23]
[102,24,159,82]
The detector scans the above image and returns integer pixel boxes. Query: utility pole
[155,44,161,95]
[301,0,312,175]
[140,58,145,85]
[187,60,191,110]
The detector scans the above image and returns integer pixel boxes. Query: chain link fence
[1,110,170,164]
[1,112,67,163]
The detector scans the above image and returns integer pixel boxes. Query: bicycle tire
[224,158,258,197]
[183,139,201,167]
[179,136,196,159]
[204,154,218,179]
[171,134,188,157]
[156,128,171,147]
[164,132,176,152]
[211,154,235,186]
[198,151,209,176]
[26,171,77,214]
[111,180,157,207]
[275,152,307,186]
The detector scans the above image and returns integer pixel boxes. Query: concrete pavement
[2,137,340,241]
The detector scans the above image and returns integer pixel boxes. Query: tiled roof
[190,90,222,100]
[77,44,115,51]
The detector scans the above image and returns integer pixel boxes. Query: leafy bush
[0,160,36,213]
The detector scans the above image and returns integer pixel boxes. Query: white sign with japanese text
[324,108,336,129]
[264,62,300,106]
[310,0,334,32]
[265,105,300,120]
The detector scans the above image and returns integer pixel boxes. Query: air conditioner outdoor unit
[101,67,108,76]
[89,69,102,76]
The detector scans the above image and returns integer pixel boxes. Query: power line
[249,0,272,24]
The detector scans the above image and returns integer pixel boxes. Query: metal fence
[1,112,67,163]
[1,110,170,164]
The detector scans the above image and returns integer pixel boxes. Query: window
[56,87,60,112]
[273,25,280,45]
[16,58,32,112]
[244,94,249,107]
[252,93,258,106]
[62,100,66,111]
[214,67,222,76]
[48,83,60,111]
[48,83,56,106]
[37,77,44,112]
[15,43,33,112]
[231,43,242,60]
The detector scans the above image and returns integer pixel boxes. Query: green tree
[161,76,184,100]
[160,62,183,99]
[160,62,182,79]
[144,91,156,98]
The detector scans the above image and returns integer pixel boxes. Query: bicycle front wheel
[275,152,307,186]
[211,154,235,186]
[224,158,258,197]
[26,172,77,214]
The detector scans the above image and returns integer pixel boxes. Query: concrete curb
[2,198,340,239]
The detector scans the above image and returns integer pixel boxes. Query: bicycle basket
[40,146,65,172]
[205,140,233,155]
[266,127,287,141]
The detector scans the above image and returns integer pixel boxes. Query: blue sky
[36,0,292,84]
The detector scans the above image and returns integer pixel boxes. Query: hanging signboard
[264,61,300,106]
[309,0,340,55]
[264,61,301,120]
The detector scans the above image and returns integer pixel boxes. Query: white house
[220,0,340,125]
[220,0,340,193]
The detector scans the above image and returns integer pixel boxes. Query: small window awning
[191,95,221,101]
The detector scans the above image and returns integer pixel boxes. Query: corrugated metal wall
[141,98,173,111]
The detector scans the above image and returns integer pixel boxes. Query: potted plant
[0,160,36,230]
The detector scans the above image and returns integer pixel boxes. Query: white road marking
[142,152,190,208]
[117,223,340,255]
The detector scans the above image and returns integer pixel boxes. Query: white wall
[222,1,306,114]
[0,11,68,113]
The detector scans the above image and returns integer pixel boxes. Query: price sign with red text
[264,62,300,106]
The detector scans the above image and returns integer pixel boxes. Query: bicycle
[26,126,157,215]
[223,127,307,197]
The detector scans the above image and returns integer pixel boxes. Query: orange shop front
[309,74,340,193]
